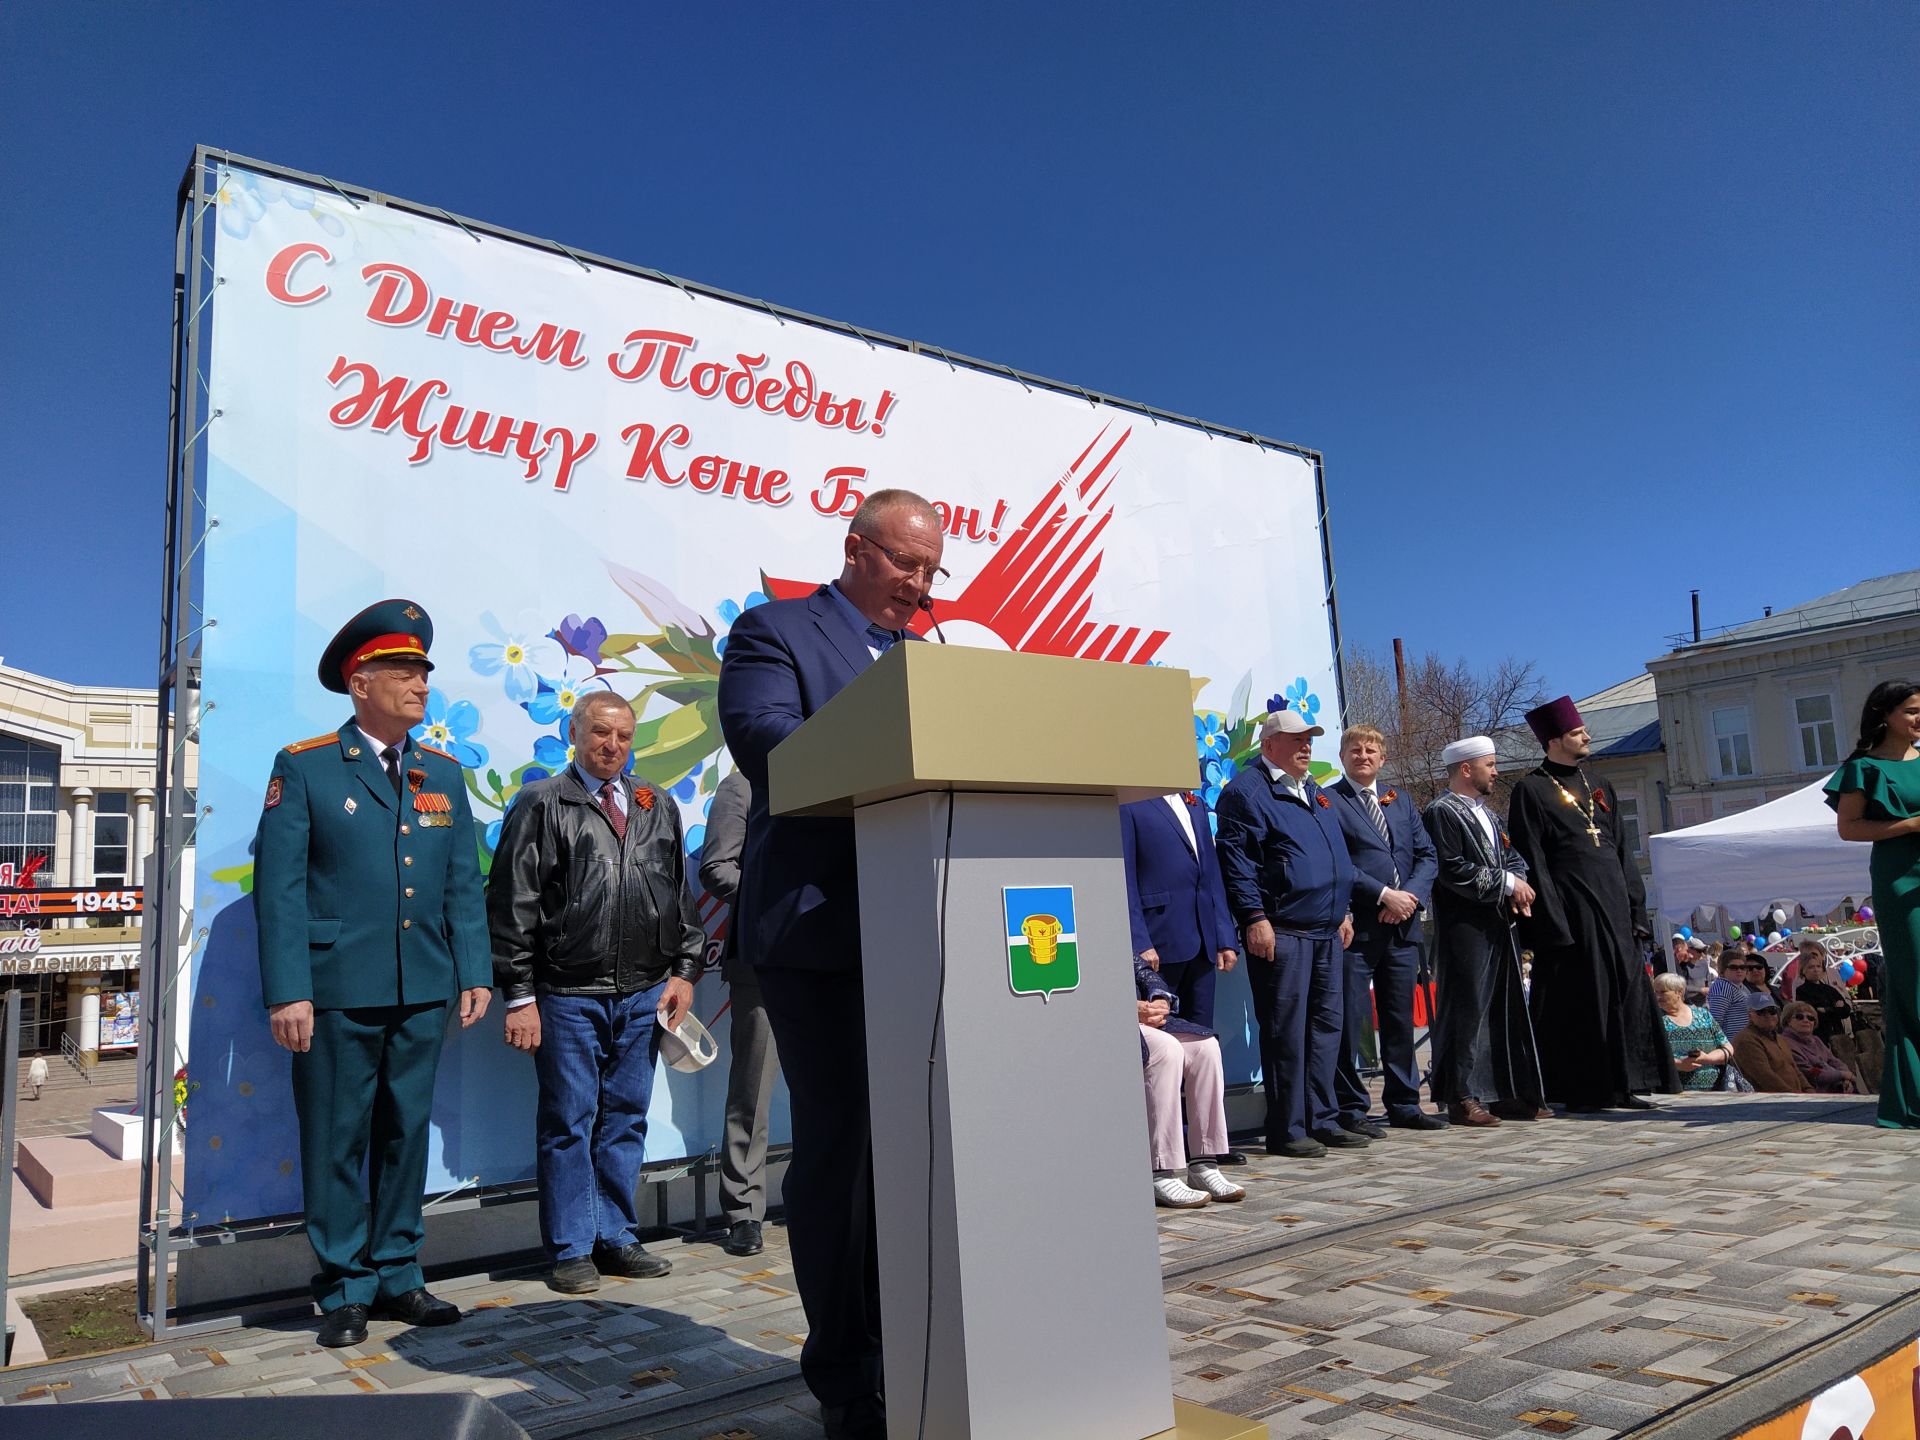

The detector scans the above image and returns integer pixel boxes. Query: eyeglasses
[857,535,950,587]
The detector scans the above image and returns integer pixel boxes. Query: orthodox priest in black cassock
[1510,696,1678,1109]
[1423,736,1545,1120]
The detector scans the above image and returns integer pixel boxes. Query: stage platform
[4,1091,1915,1438]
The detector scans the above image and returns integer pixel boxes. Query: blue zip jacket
[1215,764,1354,941]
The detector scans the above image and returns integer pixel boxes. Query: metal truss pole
[139,147,216,1341]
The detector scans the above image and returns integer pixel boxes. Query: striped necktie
[1359,787,1399,885]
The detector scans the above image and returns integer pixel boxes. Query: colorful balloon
[1729,925,1742,939]
[1767,931,1782,945]
[1837,961,1856,982]
[1860,906,1874,923]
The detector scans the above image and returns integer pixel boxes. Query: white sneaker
[1186,1162,1246,1203]
[1152,1174,1211,1208]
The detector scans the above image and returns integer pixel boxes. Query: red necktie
[599,781,627,842]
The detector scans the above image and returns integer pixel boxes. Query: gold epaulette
[283,733,340,755]
[415,742,457,762]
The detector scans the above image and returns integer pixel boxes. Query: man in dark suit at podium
[716,488,945,1440]
[1325,725,1446,1134]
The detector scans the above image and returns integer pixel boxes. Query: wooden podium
[770,645,1265,1440]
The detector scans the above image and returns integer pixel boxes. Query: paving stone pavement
[3,1090,1914,1440]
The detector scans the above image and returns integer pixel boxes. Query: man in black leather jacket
[487,691,705,1293]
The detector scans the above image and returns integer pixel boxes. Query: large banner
[187,160,1339,1227]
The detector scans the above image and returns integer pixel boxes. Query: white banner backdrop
[187,161,1338,1226]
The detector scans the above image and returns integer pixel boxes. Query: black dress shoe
[1214,1149,1250,1167]
[1271,1136,1327,1158]
[550,1256,600,1293]
[1618,1093,1656,1110]
[372,1288,461,1326]
[596,1241,673,1278]
[722,1219,764,1256]
[822,1393,888,1440]
[1388,1111,1449,1130]
[316,1303,369,1348]
[1341,1118,1388,1140]
[1311,1128,1370,1148]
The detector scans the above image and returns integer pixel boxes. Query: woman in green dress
[1826,680,1920,1129]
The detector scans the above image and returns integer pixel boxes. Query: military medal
[413,791,453,827]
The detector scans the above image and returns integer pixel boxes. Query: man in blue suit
[254,599,494,1348]
[1119,791,1239,1030]
[1121,789,1243,1166]
[716,489,944,1440]
[1215,708,1357,1159]
[1326,724,1446,1134]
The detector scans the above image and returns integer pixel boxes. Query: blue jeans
[533,984,666,1261]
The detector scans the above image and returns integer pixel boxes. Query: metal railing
[60,1032,94,1083]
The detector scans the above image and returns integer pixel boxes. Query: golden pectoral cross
[1586,823,1603,846]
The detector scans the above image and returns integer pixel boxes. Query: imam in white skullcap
[1440,735,1496,766]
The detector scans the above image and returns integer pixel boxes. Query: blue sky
[2,2,1914,700]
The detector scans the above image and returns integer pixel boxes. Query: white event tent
[1648,779,1872,924]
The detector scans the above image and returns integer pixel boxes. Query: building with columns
[1,658,187,1057]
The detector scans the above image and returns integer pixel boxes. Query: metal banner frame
[137,144,1343,1337]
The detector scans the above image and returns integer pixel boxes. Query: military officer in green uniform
[255,598,494,1348]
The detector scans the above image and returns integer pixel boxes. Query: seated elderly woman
[1135,957,1244,1208]
[1652,972,1735,1091]
[1782,1001,1859,1093]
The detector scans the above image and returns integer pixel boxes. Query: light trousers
[1140,1026,1227,1171]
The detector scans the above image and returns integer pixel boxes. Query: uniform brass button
[403,856,413,867]
[401,824,411,835]
[402,918,412,930]
[405,887,415,898]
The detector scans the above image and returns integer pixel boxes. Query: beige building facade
[1645,571,1920,830]
[1485,571,1919,918]
[0,659,190,1056]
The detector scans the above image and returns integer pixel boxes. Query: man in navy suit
[716,489,945,1440]
[1215,708,1357,1159]
[1326,724,1446,1134]
[1121,788,1243,1165]
[1119,791,1239,1030]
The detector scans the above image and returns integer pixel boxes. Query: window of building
[1711,705,1754,778]
[0,734,59,884]
[1615,790,1643,855]
[93,792,130,887]
[1793,693,1839,770]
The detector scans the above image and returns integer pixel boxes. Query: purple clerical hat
[1525,695,1584,745]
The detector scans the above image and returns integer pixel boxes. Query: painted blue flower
[214,170,270,238]
[555,613,609,660]
[713,591,770,658]
[532,723,574,773]
[1193,713,1230,762]
[526,654,608,725]
[670,761,704,804]
[1268,677,1321,723]
[471,612,563,704]
[411,689,488,768]
[1201,755,1238,811]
